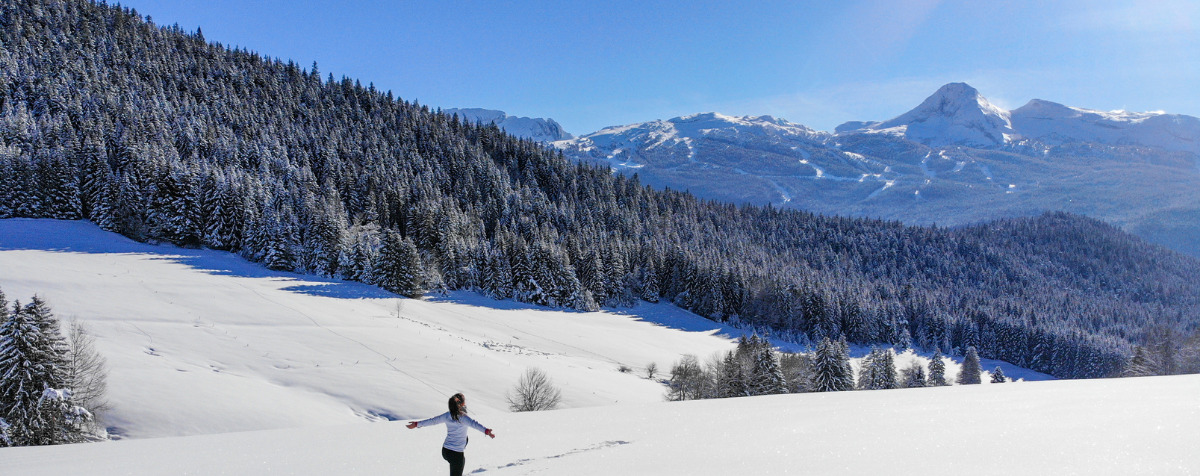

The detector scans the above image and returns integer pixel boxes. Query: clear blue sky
[126,0,1199,135]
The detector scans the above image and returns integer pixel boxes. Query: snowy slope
[445,108,574,142]
[0,219,1045,441]
[2,374,1196,475]
[1010,99,1200,154]
[0,219,1049,440]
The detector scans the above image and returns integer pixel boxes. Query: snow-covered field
[5,218,1187,475]
[3,374,1197,475]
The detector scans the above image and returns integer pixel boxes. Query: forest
[3,0,1200,380]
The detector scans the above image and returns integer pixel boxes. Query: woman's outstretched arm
[407,412,450,429]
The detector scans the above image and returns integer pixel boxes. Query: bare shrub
[67,318,110,439]
[506,367,562,412]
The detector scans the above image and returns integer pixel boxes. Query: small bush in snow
[506,367,562,412]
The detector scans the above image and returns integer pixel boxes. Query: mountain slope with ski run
[554,83,1200,257]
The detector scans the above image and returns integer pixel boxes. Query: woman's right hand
[406,422,418,429]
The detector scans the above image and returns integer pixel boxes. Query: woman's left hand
[485,428,496,439]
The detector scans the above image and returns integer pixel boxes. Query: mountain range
[532,83,1200,257]
[445,108,574,142]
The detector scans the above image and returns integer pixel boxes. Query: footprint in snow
[471,441,632,473]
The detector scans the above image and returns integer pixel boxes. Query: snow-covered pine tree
[376,230,427,298]
[990,366,1007,383]
[875,348,898,389]
[0,296,89,446]
[928,348,948,386]
[835,337,854,390]
[857,347,880,390]
[484,247,514,299]
[0,148,16,219]
[34,152,82,220]
[749,342,787,396]
[0,416,11,446]
[857,347,898,390]
[717,350,748,398]
[809,337,853,392]
[957,346,983,385]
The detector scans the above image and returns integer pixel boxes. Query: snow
[0,219,736,439]
[864,83,1016,148]
[3,373,1196,475]
[841,84,1200,154]
[1010,99,1200,153]
[8,218,1185,476]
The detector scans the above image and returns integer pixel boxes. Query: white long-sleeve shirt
[416,412,489,452]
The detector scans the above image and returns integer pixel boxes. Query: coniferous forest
[2,0,1200,380]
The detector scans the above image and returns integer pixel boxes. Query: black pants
[441,446,466,476]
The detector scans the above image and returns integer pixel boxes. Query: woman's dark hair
[448,393,465,421]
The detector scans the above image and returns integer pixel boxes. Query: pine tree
[750,342,787,396]
[928,348,948,386]
[858,347,898,390]
[717,350,748,398]
[957,346,983,385]
[0,296,89,446]
[810,337,853,392]
[376,230,426,298]
[990,366,1007,383]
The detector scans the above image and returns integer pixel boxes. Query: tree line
[2,0,1200,382]
[664,335,999,401]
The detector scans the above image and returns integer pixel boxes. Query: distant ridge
[445,108,574,142]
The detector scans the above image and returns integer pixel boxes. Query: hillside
[1,219,1052,439]
[3,0,1200,380]
[2,372,1197,475]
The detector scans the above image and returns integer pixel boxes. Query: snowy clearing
[2,374,1196,475]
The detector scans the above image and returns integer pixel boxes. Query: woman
[407,393,495,476]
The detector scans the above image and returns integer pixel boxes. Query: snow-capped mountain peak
[846,82,1016,148]
[1009,99,1200,153]
[445,108,575,142]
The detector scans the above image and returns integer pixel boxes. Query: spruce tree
[717,350,748,398]
[928,348,948,386]
[858,347,898,390]
[957,346,983,385]
[810,337,853,392]
[990,366,1007,383]
[750,342,787,396]
[376,230,427,298]
[0,297,89,446]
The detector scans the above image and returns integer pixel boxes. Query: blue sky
[127,0,1199,135]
